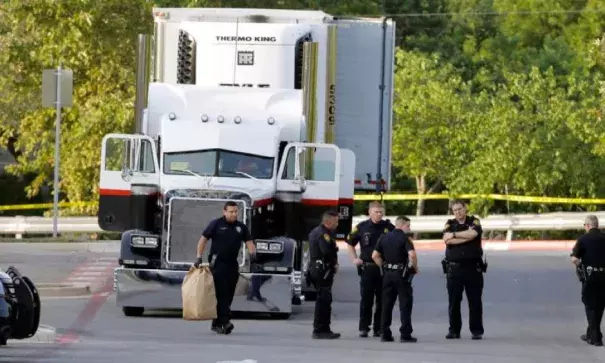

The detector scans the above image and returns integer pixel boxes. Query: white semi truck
[98,7,396,318]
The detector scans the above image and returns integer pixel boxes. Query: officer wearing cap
[194,201,256,335]
[372,216,418,343]
[442,199,486,340]
[571,215,605,346]
[307,210,341,340]
[346,201,395,338]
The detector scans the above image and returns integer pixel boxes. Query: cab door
[98,133,160,232]
[276,142,341,204]
[275,142,341,240]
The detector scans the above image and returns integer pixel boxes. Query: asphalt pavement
[1,244,605,363]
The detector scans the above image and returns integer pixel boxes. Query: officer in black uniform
[442,199,486,340]
[346,201,395,338]
[372,216,418,343]
[570,215,605,346]
[194,201,256,335]
[308,210,341,340]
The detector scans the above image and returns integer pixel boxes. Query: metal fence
[0,211,601,240]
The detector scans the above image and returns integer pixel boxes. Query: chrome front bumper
[113,267,295,314]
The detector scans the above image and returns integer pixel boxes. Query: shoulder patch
[323,233,331,242]
[351,225,358,234]
[473,219,481,226]
[444,223,450,229]
[383,228,389,234]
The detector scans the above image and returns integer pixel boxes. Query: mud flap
[5,266,39,339]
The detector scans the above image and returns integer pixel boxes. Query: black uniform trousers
[211,262,240,327]
[310,265,335,333]
[380,270,413,338]
[582,272,605,342]
[358,263,383,332]
[446,261,484,335]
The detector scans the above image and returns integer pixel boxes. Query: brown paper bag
[181,266,217,320]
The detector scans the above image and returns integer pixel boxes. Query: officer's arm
[371,240,383,265]
[570,238,584,265]
[345,224,361,261]
[406,240,418,270]
[197,220,216,258]
[448,218,482,244]
[242,226,256,255]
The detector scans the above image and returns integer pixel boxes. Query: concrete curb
[337,240,575,252]
[37,283,91,298]
[8,324,56,344]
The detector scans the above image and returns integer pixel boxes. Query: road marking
[62,257,118,292]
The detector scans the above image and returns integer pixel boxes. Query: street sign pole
[42,66,73,239]
[52,65,62,238]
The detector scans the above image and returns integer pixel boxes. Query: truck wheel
[122,306,144,317]
[271,312,291,320]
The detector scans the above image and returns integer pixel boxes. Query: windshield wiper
[223,170,259,181]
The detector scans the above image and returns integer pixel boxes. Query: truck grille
[166,197,246,265]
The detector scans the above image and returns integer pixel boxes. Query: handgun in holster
[576,264,587,283]
[441,258,448,274]
[402,264,417,283]
[479,257,488,273]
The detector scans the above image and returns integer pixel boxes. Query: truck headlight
[131,235,159,248]
[255,240,283,254]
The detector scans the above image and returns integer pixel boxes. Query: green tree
[0,0,153,215]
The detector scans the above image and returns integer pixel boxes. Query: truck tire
[122,306,144,317]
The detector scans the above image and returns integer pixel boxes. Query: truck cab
[99,7,395,317]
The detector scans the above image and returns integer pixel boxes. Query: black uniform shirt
[374,229,415,264]
[443,216,483,262]
[346,219,395,262]
[571,228,605,268]
[202,216,251,265]
[309,224,339,266]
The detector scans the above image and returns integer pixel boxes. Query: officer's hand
[249,252,257,263]
[443,233,454,242]
[352,258,363,266]
[193,257,203,268]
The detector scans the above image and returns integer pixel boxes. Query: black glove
[249,252,257,263]
[193,257,203,268]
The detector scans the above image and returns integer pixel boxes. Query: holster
[402,266,417,283]
[576,264,587,283]
[441,259,448,274]
[479,259,488,273]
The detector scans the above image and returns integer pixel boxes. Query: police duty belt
[383,263,406,270]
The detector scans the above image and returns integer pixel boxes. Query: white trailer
[98,7,396,318]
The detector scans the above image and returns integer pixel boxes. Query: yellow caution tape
[2,193,605,211]
[0,201,96,211]
[355,193,605,204]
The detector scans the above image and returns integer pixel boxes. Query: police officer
[570,215,605,346]
[442,199,485,340]
[308,210,341,340]
[194,201,256,335]
[346,201,395,338]
[371,216,418,343]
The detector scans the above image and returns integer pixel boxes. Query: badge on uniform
[236,226,242,233]
[323,233,331,243]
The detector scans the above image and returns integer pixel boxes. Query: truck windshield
[163,149,274,180]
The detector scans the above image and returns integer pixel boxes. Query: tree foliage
[1,0,605,217]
